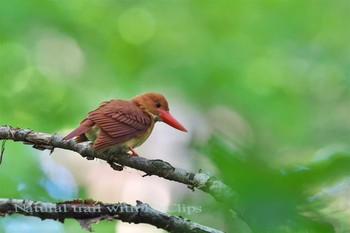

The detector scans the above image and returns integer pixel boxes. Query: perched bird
[63,92,187,156]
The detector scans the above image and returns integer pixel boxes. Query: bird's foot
[128,147,139,157]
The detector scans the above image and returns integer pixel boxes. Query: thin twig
[0,140,6,164]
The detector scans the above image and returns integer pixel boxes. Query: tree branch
[0,198,224,233]
[0,125,238,206]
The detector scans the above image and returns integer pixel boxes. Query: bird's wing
[87,99,152,151]
[63,101,111,141]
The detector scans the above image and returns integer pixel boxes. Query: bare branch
[0,139,5,164]
[0,125,238,206]
[0,198,224,233]
[0,126,238,204]
[0,125,242,231]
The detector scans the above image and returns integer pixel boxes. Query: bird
[63,92,187,156]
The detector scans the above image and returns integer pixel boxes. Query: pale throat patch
[148,112,161,122]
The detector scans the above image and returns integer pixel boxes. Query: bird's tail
[63,118,94,141]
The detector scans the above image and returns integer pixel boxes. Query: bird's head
[133,92,188,132]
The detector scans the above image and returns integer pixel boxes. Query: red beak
[158,109,188,132]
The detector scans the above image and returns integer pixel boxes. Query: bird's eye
[155,102,161,108]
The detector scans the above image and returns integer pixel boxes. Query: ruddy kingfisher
[63,92,187,156]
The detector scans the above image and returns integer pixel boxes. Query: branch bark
[0,125,244,232]
[0,198,224,233]
[0,125,238,206]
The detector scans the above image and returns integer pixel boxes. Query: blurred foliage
[1,0,350,233]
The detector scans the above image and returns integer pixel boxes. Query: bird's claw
[128,147,139,157]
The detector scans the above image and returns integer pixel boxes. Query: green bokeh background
[1,1,350,233]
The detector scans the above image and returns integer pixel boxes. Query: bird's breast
[124,122,155,148]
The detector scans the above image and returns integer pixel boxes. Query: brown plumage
[64,92,187,155]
